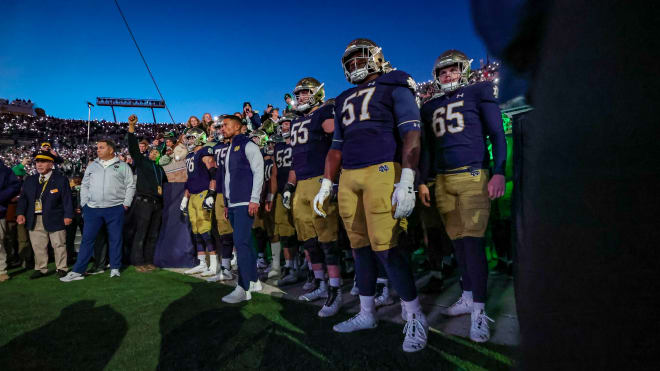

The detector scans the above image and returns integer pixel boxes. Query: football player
[418,50,507,343]
[181,128,219,276]
[266,114,301,286]
[313,38,427,352]
[249,130,276,271]
[207,119,234,282]
[281,77,343,318]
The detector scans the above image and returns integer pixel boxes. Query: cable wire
[113,0,176,124]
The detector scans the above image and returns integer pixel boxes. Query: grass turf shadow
[155,282,515,370]
[0,300,128,371]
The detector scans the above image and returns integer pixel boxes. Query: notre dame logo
[234,145,240,152]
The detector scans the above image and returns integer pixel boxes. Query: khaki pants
[0,219,7,275]
[29,215,67,273]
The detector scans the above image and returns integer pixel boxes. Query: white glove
[313,178,332,217]
[180,196,189,212]
[282,191,292,209]
[392,168,415,219]
[203,193,215,210]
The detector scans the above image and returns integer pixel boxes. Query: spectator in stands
[184,115,204,135]
[261,104,273,123]
[60,139,135,282]
[0,159,21,282]
[127,115,167,272]
[202,113,213,129]
[242,102,261,131]
[284,93,296,113]
[16,150,73,279]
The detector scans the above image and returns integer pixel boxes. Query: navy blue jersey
[212,141,231,194]
[290,102,334,180]
[420,81,506,175]
[184,146,214,194]
[273,141,291,194]
[331,70,421,169]
[264,157,274,184]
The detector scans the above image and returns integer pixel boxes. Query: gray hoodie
[80,157,136,209]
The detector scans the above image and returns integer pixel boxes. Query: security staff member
[16,150,73,278]
[127,114,167,272]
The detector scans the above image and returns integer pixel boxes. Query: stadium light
[86,101,95,143]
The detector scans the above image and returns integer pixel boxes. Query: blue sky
[0,0,488,123]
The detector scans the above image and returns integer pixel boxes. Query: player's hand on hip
[392,168,415,219]
[248,202,260,217]
[313,178,332,217]
[418,183,431,207]
[488,174,506,200]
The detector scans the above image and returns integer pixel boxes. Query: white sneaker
[470,309,494,343]
[402,312,429,352]
[333,311,377,333]
[445,296,474,316]
[222,285,251,304]
[256,257,268,269]
[401,299,407,321]
[184,261,207,275]
[249,280,263,293]
[110,269,120,278]
[318,286,342,318]
[298,280,327,301]
[60,271,84,282]
[205,268,233,282]
[201,266,219,277]
[350,279,359,296]
[201,256,219,277]
[267,266,281,279]
[375,284,394,308]
[302,270,316,291]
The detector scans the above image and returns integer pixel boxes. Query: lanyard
[38,177,50,200]
[152,163,161,186]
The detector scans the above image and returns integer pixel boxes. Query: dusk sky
[1,0,489,123]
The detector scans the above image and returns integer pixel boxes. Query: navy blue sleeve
[479,83,507,175]
[330,104,344,151]
[392,86,421,136]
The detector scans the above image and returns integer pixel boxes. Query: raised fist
[128,114,138,125]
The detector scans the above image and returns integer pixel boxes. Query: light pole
[86,101,95,143]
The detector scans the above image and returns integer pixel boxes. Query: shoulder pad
[378,70,416,90]
[321,98,336,108]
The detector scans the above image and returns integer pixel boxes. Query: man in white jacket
[61,139,135,282]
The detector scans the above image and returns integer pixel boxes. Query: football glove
[203,190,216,210]
[180,196,189,216]
[282,182,295,210]
[392,168,415,219]
[313,178,332,217]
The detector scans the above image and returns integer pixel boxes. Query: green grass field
[0,265,515,370]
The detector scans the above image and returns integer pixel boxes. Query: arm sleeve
[0,171,20,204]
[330,106,344,151]
[61,178,74,219]
[393,86,422,137]
[127,132,144,165]
[123,165,136,207]
[79,167,91,207]
[479,83,507,175]
[245,142,264,204]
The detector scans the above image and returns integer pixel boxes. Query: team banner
[154,182,196,268]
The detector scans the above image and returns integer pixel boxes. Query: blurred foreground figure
[472,0,660,368]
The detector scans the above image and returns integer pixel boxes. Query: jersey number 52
[431,101,465,137]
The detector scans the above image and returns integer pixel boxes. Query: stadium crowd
[0,42,514,354]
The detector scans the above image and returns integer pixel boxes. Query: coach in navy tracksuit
[220,115,264,304]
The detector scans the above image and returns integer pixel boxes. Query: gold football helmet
[341,38,392,84]
[432,50,472,93]
[293,77,324,113]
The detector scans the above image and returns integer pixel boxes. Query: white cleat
[444,296,474,317]
[110,269,120,278]
[222,285,251,304]
[267,266,281,279]
[256,257,268,269]
[402,312,429,352]
[298,280,327,301]
[184,262,207,275]
[249,280,263,293]
[230,255,237,270]
[201,267,219,277]
[333,311,377,333]
[205,268,233,282]
[470,309,494,343]
[318,286,342,318]
[60,271,84,282]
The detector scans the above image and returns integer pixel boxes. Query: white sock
[208,254,217,270]
[198,254,207,265]
[222,258,231,270]
[376,277,388,285]
[359,295,375,314]
[462,291,473,301]
[402,297,423,316]
[314,270,325,280]
[329,277,341,287]
[270,242,281,268]
[473,302,485,312]
[284,259,293,268]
